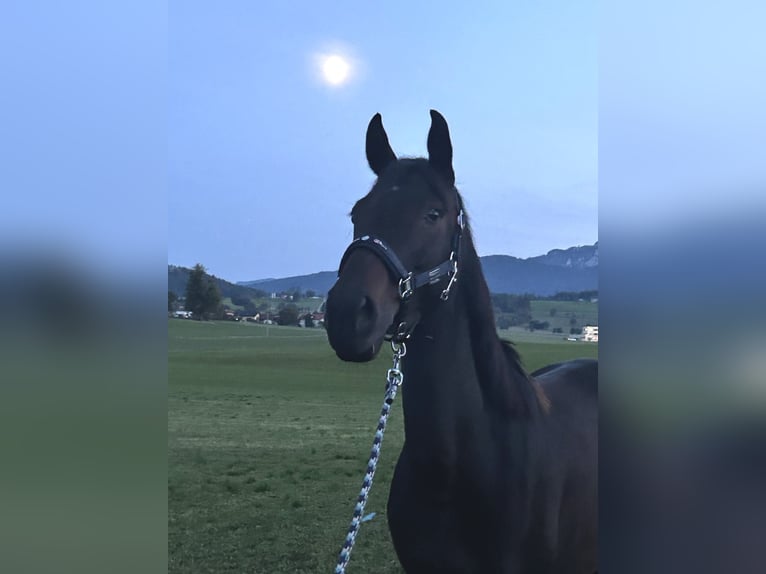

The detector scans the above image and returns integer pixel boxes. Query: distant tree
[528,320,550,332]
[490,293,532,326]
[248,287,268,298]
[496,315,513,330]
[553,291,578,302]
[168,291,177,312]
[570,327,582,335]
[304,314,315,328]
[278,304,299,326]
[231,295,251,307]
[305,289,316,298]
[184,263,221,320]
[291,290,302,302]
[549,308,557,317]
[552,327,563,334]
[549,290,598,302]
[206,281,222,318]
[184,264,206,318]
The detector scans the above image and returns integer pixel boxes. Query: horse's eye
[425,209,443,223]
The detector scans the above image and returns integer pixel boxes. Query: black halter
[337,208,465,302]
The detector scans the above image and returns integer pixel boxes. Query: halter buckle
[398,274,413,299]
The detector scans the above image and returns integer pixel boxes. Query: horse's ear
[427,109,454,186]
[366,113,397,176]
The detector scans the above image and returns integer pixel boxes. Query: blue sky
[2,3,166,279]
[600,1,765,232]
[169,1,597,281]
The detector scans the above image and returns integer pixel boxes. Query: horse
[325,110,597,574]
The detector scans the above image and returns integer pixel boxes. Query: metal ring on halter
[398,275,413,299]
[440,258,459,301]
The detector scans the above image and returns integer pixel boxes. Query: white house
[582,325,598,342]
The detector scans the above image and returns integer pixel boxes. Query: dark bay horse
[326,110,597,573]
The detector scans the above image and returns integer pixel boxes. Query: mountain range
[234,242,597,297]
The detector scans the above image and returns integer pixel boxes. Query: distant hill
[168,265,268,299]
[235,243,598,297]
[529,242,598,269]
[481,242,598,296]
[480,255,597,296]
[238,271,337,297]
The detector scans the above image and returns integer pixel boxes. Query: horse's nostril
[359,296,373,314]
[355,295,377,333]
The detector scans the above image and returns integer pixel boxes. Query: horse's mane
[499,338,524,373]
[501,338,551,415]
[455,194,549,417]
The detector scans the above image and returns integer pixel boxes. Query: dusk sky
[169,1,597,282]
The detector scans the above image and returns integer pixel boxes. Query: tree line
[544,290,598,302]
[169,264,322,325]
[490,292,594,334]
[169,264,595,332]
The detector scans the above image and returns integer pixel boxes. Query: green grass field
[169,319,597,573]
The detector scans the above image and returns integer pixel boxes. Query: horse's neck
[400,303,482,464]
[400,238,532,456]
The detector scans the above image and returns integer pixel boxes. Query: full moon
[321,54,350,86]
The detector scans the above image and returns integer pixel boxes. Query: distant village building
[298,312,325,328]
[582,325,598,342]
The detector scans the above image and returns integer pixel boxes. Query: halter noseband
[337,207,465,303]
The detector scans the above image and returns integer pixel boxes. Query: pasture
[168,319,597,573]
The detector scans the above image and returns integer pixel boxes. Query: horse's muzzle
[326,290,386,362]
[326,251,399,362]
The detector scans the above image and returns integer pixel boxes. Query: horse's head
[326,110,465,362]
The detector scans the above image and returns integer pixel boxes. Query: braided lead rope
[334,342,406,574]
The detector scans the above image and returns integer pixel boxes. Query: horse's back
[531,357,597,451]
[532,358,597,413]
[530,358,598,573]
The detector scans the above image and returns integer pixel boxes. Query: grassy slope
[169,320,597,573]
[530,299,599,331]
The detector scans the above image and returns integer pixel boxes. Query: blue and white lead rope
[334,343,405,574]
